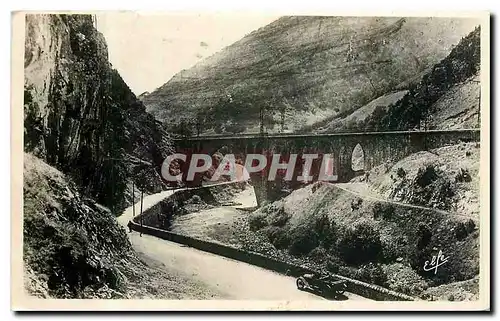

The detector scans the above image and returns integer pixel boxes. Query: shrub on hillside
[465,219,476,233]
[409,223,451,281]
[455,168,472,183]
[455,219,476,240]
[313,214,338,249]
[289,228,320,256]
[326,255,343,274]
[309,247,328,264]
[455,222,468,240]
[382,236,409,262]
[372,202,395,220]
[187,195,202,204]
[311,182,323,193]
[336,223,383,265]
[354,263,388,287]
[273,230,292,249]
[406,165,456,210]
[415,165,439,187]
[350,198,363,211]
[284,215,339,258]
[262,225,291,250]
[267,205,291,227]
[248,212,268,231]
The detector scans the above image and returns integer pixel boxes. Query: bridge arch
[351,143,365,172]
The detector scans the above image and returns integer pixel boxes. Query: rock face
[142,16,478,135]
[23,14,172,212]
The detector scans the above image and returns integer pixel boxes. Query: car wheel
[296,277,307,290]
[336,283,347,295]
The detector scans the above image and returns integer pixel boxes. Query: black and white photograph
[11,11,490,311]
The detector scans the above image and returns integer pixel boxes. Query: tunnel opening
[351,143,365,172]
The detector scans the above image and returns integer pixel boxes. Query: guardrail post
[140,188,144,237]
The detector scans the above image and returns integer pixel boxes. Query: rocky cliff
[24,14,172,213]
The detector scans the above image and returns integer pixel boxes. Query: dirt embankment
[360,142,480,219]
[169,143,480,301]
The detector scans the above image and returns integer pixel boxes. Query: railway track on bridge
[171,128,480,141]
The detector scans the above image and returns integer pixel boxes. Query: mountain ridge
[142,16,479,135]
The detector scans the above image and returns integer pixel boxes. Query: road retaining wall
[132,182,247,228]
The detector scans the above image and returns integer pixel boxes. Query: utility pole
[110,158,114,215]
[279,106,286,133]
[140,188,144,237]
[472,79,481,128]
[157,204,161,226]
[259,105,265,134]
[132,181,135,217]
[139,156,144,237]
[196,119,201,137]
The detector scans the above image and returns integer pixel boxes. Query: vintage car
[296,272,348,297]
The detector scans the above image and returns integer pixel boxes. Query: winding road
[117,187,370,300]
[332,182,479,220]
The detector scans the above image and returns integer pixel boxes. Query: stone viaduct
[172,129,480,205]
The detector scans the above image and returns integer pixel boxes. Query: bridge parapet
[171,129,480,205]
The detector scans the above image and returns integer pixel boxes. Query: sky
[96,12,278,95]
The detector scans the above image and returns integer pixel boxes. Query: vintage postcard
[11,11,490,311]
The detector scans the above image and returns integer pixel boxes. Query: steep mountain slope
[24,14,172,213]
[313,26,481,132]
[311,90,408,133]
[372,27,481,131]
[142,16,478,135]
[427,73,480,130]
